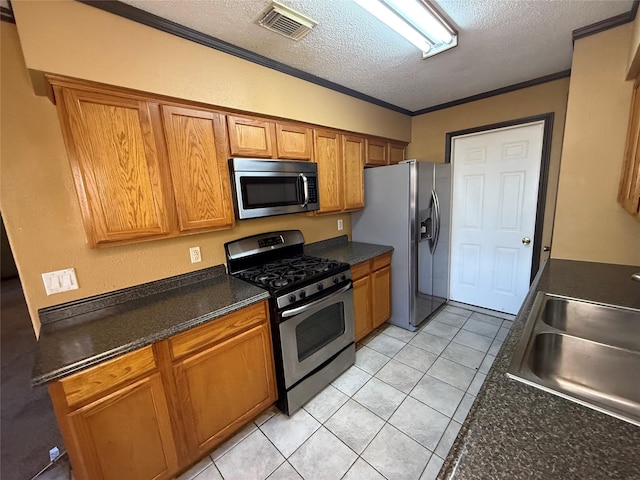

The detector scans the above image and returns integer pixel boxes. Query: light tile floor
[174,305,513,480]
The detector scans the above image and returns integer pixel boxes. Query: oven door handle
[281,281,352,318]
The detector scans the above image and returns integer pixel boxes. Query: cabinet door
[618,78,640,219]
[227,115,275,158]
[174,323,276,456]
[314,129,343,214]
[58,88,172,246]
[342,135,365,211]
[276,123,313,160]
[388,143,406,165]
[67,373,178,480]
[366,139,388,166]
[161,106,234,232]
[371,265,391,328]
[353,275,372,343]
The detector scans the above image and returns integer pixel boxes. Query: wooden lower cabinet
[48,301,276,480]
[352,252,392,342]
[371,265,392,328]
[353,271,372,342]
[174,322,277,457]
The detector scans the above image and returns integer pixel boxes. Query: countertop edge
[32,290,270,387]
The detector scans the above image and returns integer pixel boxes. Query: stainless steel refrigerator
[352,160,451,331]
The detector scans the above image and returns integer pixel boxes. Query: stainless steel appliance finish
[507,292,640,426]
[352,160,451,331]
[229,158,319,219]
[225,230,354,415]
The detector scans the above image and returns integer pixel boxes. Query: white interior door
[449,122,544,314]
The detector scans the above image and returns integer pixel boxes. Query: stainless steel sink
[539,296,640,351]
[507,292,640,426]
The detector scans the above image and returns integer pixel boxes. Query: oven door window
[295,303,345,362]
[241,176,300,209]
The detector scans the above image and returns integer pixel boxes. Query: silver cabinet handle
[632,273,640,283]
[543,246,550,252]
[522,237,531,245]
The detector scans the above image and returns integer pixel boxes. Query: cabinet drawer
[60,346,156,408]
[350,261,370,280]
[372,252,392,271]
[170,301,268,360]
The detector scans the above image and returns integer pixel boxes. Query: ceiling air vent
[257,1,317,41]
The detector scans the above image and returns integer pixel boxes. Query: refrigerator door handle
[431,190,441,254]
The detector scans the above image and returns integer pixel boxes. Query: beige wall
[1,9,409,336]
[627,10,640,79]
[408,78,570,266]
[553,24,640,265]
[11,0,410,141]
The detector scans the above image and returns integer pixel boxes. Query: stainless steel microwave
[229,158,320,219]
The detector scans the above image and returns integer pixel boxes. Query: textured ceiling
[119,0,634,112]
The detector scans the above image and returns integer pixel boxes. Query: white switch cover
[337,219,344,231]
[190,246,201,263]
[42,268,79,296]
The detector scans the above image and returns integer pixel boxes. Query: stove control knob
[288,294,296,303]
[341,274,346,281]
[317,283,324,291]
[299,290,306,299]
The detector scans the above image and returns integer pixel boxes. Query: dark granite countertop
[304,235,393,265]
[439,259,640,480]
[32,265,269,386]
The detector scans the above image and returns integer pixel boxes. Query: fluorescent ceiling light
[355,0,457,58]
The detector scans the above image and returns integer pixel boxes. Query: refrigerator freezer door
[352,162,415,330]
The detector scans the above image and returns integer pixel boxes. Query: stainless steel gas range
[225,230,355,415]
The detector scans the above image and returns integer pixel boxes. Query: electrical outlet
[337,219,344,231]
[41,268,78,296]
[189,246,201,263]
[49,446,60,463]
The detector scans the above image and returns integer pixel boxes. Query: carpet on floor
[1,278,64,480]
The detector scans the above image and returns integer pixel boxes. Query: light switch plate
[337,219,344,231]
[42,268,79,296]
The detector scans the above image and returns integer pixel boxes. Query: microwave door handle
[299,173,309,207]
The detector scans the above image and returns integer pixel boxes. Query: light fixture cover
[355,0,457,58]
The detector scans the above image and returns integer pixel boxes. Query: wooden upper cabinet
[365,139,388,166]
[276,123,313,160]
[160,106,234,232]
[313,129,343,214]
[227,115,276,158]
[56,87,172,247]
[342,135,365,211]
[389,142,406,165]
[618,78,640,220]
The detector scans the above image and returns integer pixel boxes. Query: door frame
[445,112,555,281]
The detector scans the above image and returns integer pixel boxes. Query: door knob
[522,237,531,245]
